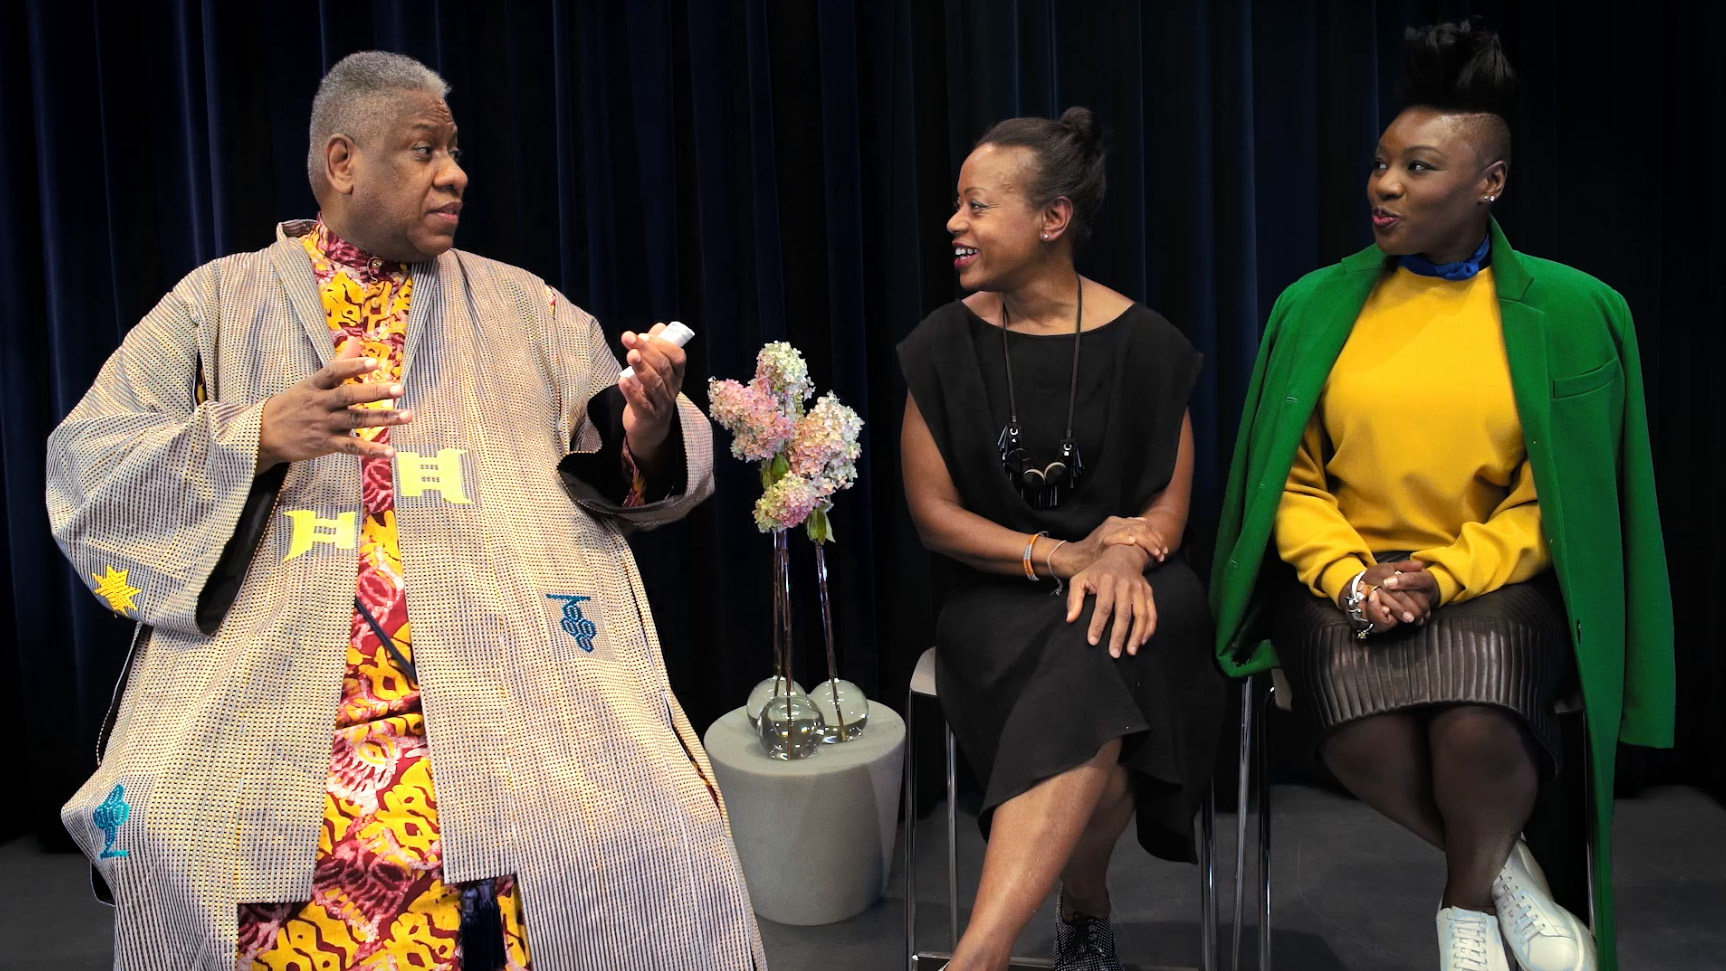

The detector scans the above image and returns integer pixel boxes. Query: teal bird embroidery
[93,784,131,859]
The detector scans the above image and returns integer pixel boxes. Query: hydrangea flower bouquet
[709,343,867,756]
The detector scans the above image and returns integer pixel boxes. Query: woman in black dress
[899,108,1225,971]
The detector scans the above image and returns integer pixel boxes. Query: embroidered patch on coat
[281,510,358,561]
[93,784,131,859]
[546,594,600,652]
[90,566,141,615]
[394,447,480,508]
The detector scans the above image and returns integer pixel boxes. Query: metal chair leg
[1231,675,1255,970]
[904,688,919,971]
[1581,712,1598,932]
[1200,783,1218,971]
[946,724,959,953]
[1257,684,1273,971]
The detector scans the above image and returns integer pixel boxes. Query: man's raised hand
[257,339,412,469]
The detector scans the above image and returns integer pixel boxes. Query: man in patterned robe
[46,51,763,971]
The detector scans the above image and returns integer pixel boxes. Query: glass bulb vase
[808,677,869,742]
[746,675,808,730]
[757,693,825,760]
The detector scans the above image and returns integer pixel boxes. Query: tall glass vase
[747,529,807,727]
[809,540,868,741]
[756,528,823,759]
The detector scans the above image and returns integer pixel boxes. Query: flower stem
[815,541,847,740]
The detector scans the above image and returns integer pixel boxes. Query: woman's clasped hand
[1346,559,1443,632]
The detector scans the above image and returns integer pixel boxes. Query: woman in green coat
[1209,23,1673,971]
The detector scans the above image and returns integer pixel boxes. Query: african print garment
[236,221,531,971]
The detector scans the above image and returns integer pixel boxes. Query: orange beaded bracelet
[1022,530,1048,581]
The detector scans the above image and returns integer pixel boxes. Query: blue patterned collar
[1399,235,1491,281]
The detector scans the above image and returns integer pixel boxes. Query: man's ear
[324,135,358,196]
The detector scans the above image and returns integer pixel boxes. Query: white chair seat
[911,646,938,698]
[1270,667,1293,712]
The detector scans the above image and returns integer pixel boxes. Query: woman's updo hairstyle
[977,106,1108,241]
[1397,21,1521,162]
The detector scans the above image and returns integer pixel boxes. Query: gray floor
[4,785,1724,970]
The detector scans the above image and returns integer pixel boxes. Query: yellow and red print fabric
[236,223,530,971]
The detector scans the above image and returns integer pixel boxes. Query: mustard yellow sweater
[1275,266,1549,606]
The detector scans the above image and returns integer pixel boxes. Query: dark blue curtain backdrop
[3,0,1721,844]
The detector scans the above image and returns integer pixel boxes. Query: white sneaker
[1438,907,1512,971]
[1492,839,1597,971]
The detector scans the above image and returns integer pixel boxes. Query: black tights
[1320,705,1540,912]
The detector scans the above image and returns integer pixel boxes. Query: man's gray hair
[307,51,450,189]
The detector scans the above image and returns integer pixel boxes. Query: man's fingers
[663,355,687,397]
[636,324,688,387]
[664,341,687,370]
[314,355,378,389]
[318,364,383,395]
[630,357,670,401]
[346,436,396,460]
[334,381,404,407]
[327,424,395,459]
[627,342,673,388]
[345,408,412,429]
[618,377,665,424]
[622,355,673,411]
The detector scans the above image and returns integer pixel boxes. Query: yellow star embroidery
[91,566,141,615]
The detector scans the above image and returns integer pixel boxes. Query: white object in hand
[619,320,694,381]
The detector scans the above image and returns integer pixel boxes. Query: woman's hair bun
[1060,106,1102,154]
[1398,20,1521,121]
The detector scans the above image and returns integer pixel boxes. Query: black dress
[898,299,1226,862]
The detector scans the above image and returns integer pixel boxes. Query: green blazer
[1209,219,1674,968]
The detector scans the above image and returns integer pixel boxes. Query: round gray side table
[703,702,906,926]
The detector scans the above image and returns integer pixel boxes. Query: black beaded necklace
[996,272,1086,509]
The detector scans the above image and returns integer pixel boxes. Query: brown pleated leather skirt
[1272,566,1575,775]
